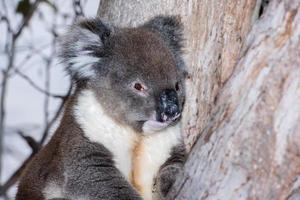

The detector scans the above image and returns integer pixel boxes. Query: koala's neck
[73,90,139,180]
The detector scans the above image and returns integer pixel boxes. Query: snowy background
[0,0,98,199]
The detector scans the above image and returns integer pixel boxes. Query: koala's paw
[155,164,183,199]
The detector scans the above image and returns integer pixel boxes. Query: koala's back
[16,133,64,200]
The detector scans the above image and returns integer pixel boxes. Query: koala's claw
[154,164,183,199]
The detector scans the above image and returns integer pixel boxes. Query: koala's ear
[59,18,112,79]
[144,15,186,71]
[143,15,183,53]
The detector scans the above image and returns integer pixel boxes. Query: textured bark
[98,0,300,199]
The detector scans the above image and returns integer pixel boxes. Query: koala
[16,15,187,200]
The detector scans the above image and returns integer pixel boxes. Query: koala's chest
[81,120,181,200]
[84,125,181,200]
[75,91,181,199]
[93,124,181,200]
[131,126,181,200]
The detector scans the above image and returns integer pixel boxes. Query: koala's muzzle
[157,89,180,122]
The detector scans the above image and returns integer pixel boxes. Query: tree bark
[98,0,300,199]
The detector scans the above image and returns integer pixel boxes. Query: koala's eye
[175,82,180,91]
[134,82,144,91]
[130,81,148,97]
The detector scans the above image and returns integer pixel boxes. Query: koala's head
[60,16,187,134]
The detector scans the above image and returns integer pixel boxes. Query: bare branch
[14,69,65,99]
[0,153,35,197]
[17,131,39,154]
[13,0,42,39]
[73,0,84,19]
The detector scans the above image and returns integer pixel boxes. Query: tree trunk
[98,0,300,199]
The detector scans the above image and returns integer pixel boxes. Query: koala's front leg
[64,146,142,200]
[155,143,186,199]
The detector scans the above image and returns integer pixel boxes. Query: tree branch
[14,69,65,99]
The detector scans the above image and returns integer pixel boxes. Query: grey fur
[17,16,187,200]
[155,143,186,198]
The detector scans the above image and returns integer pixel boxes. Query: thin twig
[17,131,39,153]
[13,0,42,39]
[0,29,15,183]
[73,0,84,19]
[15,69,65,99]
[44,63,50,133]
[0,153,35,196]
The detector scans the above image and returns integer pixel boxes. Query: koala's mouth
[159,112,181,123]
[141,113,181,134]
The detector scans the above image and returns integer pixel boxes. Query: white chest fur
[74,90,138,180]
[133,124,181,200]
[74,90,181,199]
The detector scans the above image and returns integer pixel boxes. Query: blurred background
[0,0,98,199]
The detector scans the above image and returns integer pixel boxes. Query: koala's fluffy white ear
[143,15,183,54]
[59,18,111,79]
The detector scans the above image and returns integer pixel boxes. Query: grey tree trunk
[98,0,300,199]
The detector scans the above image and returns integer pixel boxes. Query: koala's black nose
[157,89,180,122]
